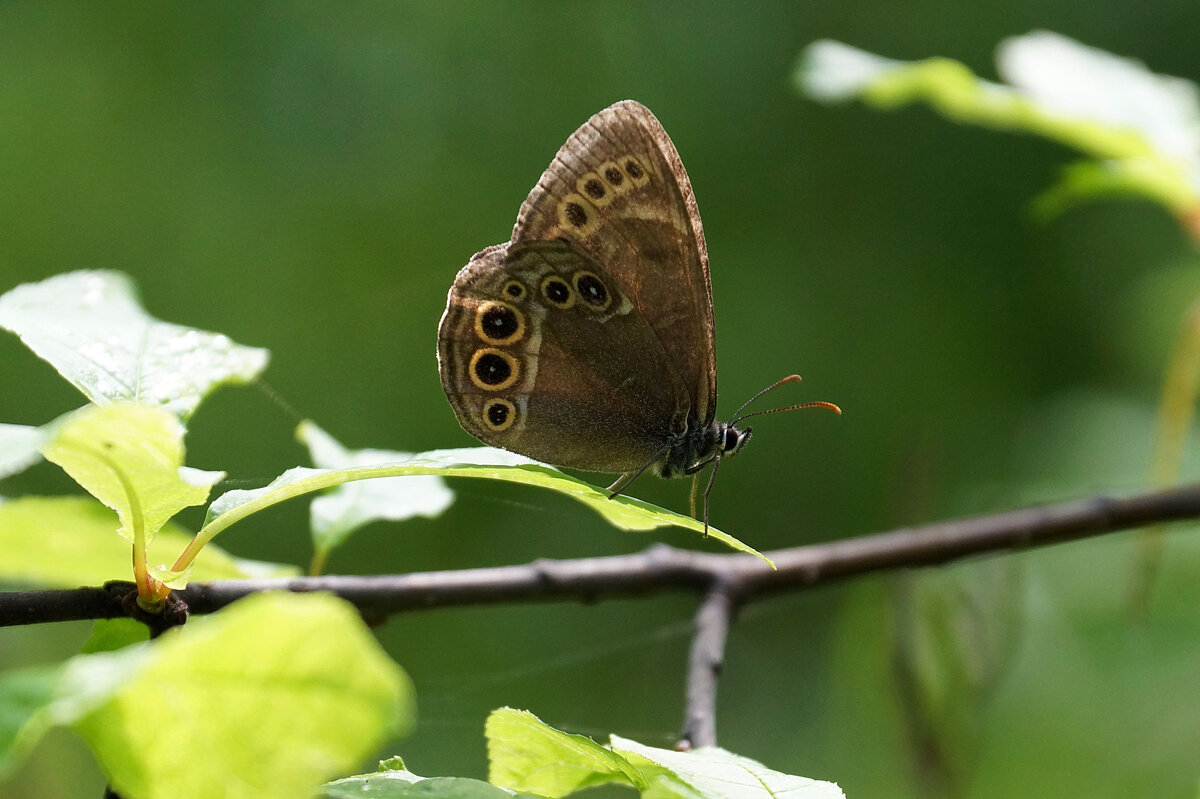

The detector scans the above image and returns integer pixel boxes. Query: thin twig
[679,582,735,750]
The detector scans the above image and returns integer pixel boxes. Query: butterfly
[437,100,839,529]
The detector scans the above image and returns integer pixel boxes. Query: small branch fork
[4,482,1200,750]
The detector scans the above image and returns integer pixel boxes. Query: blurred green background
[3,3,1200,798]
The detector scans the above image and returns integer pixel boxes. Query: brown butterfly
[437,100,839,528]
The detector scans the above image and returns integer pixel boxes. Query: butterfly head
[718,422,752,459]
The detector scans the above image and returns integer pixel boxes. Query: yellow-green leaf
[191,447,772,567]
[40,404,222,545]
[0,496,298,588]
[72,592,413,799]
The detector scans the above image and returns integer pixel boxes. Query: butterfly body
[438,101,804,519]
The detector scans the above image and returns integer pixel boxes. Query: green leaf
[298,421,454,564]
[78,619,150,654]
[0,663,64,777]
[0,423,47,480]
[40,403,223,546]
[193,447,772,568]
[0,646,149,779]
[485,709,844,799]
[0,495,299,588]
[323,773,523,799]
[72,592,414,799]
[610,736,845,799]
[486,708,647,796]
[796,34,1200,216]
[0,270,270,419]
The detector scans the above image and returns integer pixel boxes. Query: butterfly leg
[606,473,632,495]
[689,472,700,519]
[698,457,722,538]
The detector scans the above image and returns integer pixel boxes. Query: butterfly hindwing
[437,239,690,472]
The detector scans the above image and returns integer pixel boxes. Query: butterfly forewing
[510,101,717,426]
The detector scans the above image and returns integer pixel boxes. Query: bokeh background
[3,3,1200,798]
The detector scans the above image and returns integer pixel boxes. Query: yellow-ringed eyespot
[556,193,598,236]
[482,398,517,432]
[474,300,525,345]
[597,160,627,190]
[468,348,520,391]
[573,270,611,311]
[576,172,613,206]
[621,154,651,187]
[501,279,528,302]
[540,274,575,309]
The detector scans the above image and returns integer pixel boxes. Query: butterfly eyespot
[502,280,527,301]
[482,399,517,432]
[474,301,525,345]
[540,275,575,309]
[573,271,611,311]
[576,173,614,207]
[468,348,520,391]
[622,155,651,186]
[556,193,598,235]
[603,166,624,186]
[583,178,605,199]
[565,202,587,226]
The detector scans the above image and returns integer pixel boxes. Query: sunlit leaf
[39,404,222,548]
[611,736,845,799]
[323,767,525,799]
[485,708,844,799]
[486,708,646,797]
[797,33,1200,216]
[71,592,413,799]
[0,270,269,419]
[0,496,297,588]
[192,447,771,567]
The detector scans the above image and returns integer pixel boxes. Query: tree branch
[4,482,1200,752]
[4,482,1200,627]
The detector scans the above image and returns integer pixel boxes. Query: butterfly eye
[482,399,517,432]
[502,280,527,301]
[573,271,611,311]
[468,348,520,391]
[474,301,525,345]
[540,275,576,309]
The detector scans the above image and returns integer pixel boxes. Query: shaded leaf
[0,423,47,480]
[299,421,454,560]
[0,663,64,777]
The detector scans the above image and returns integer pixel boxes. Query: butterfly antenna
[729,374,842,426]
